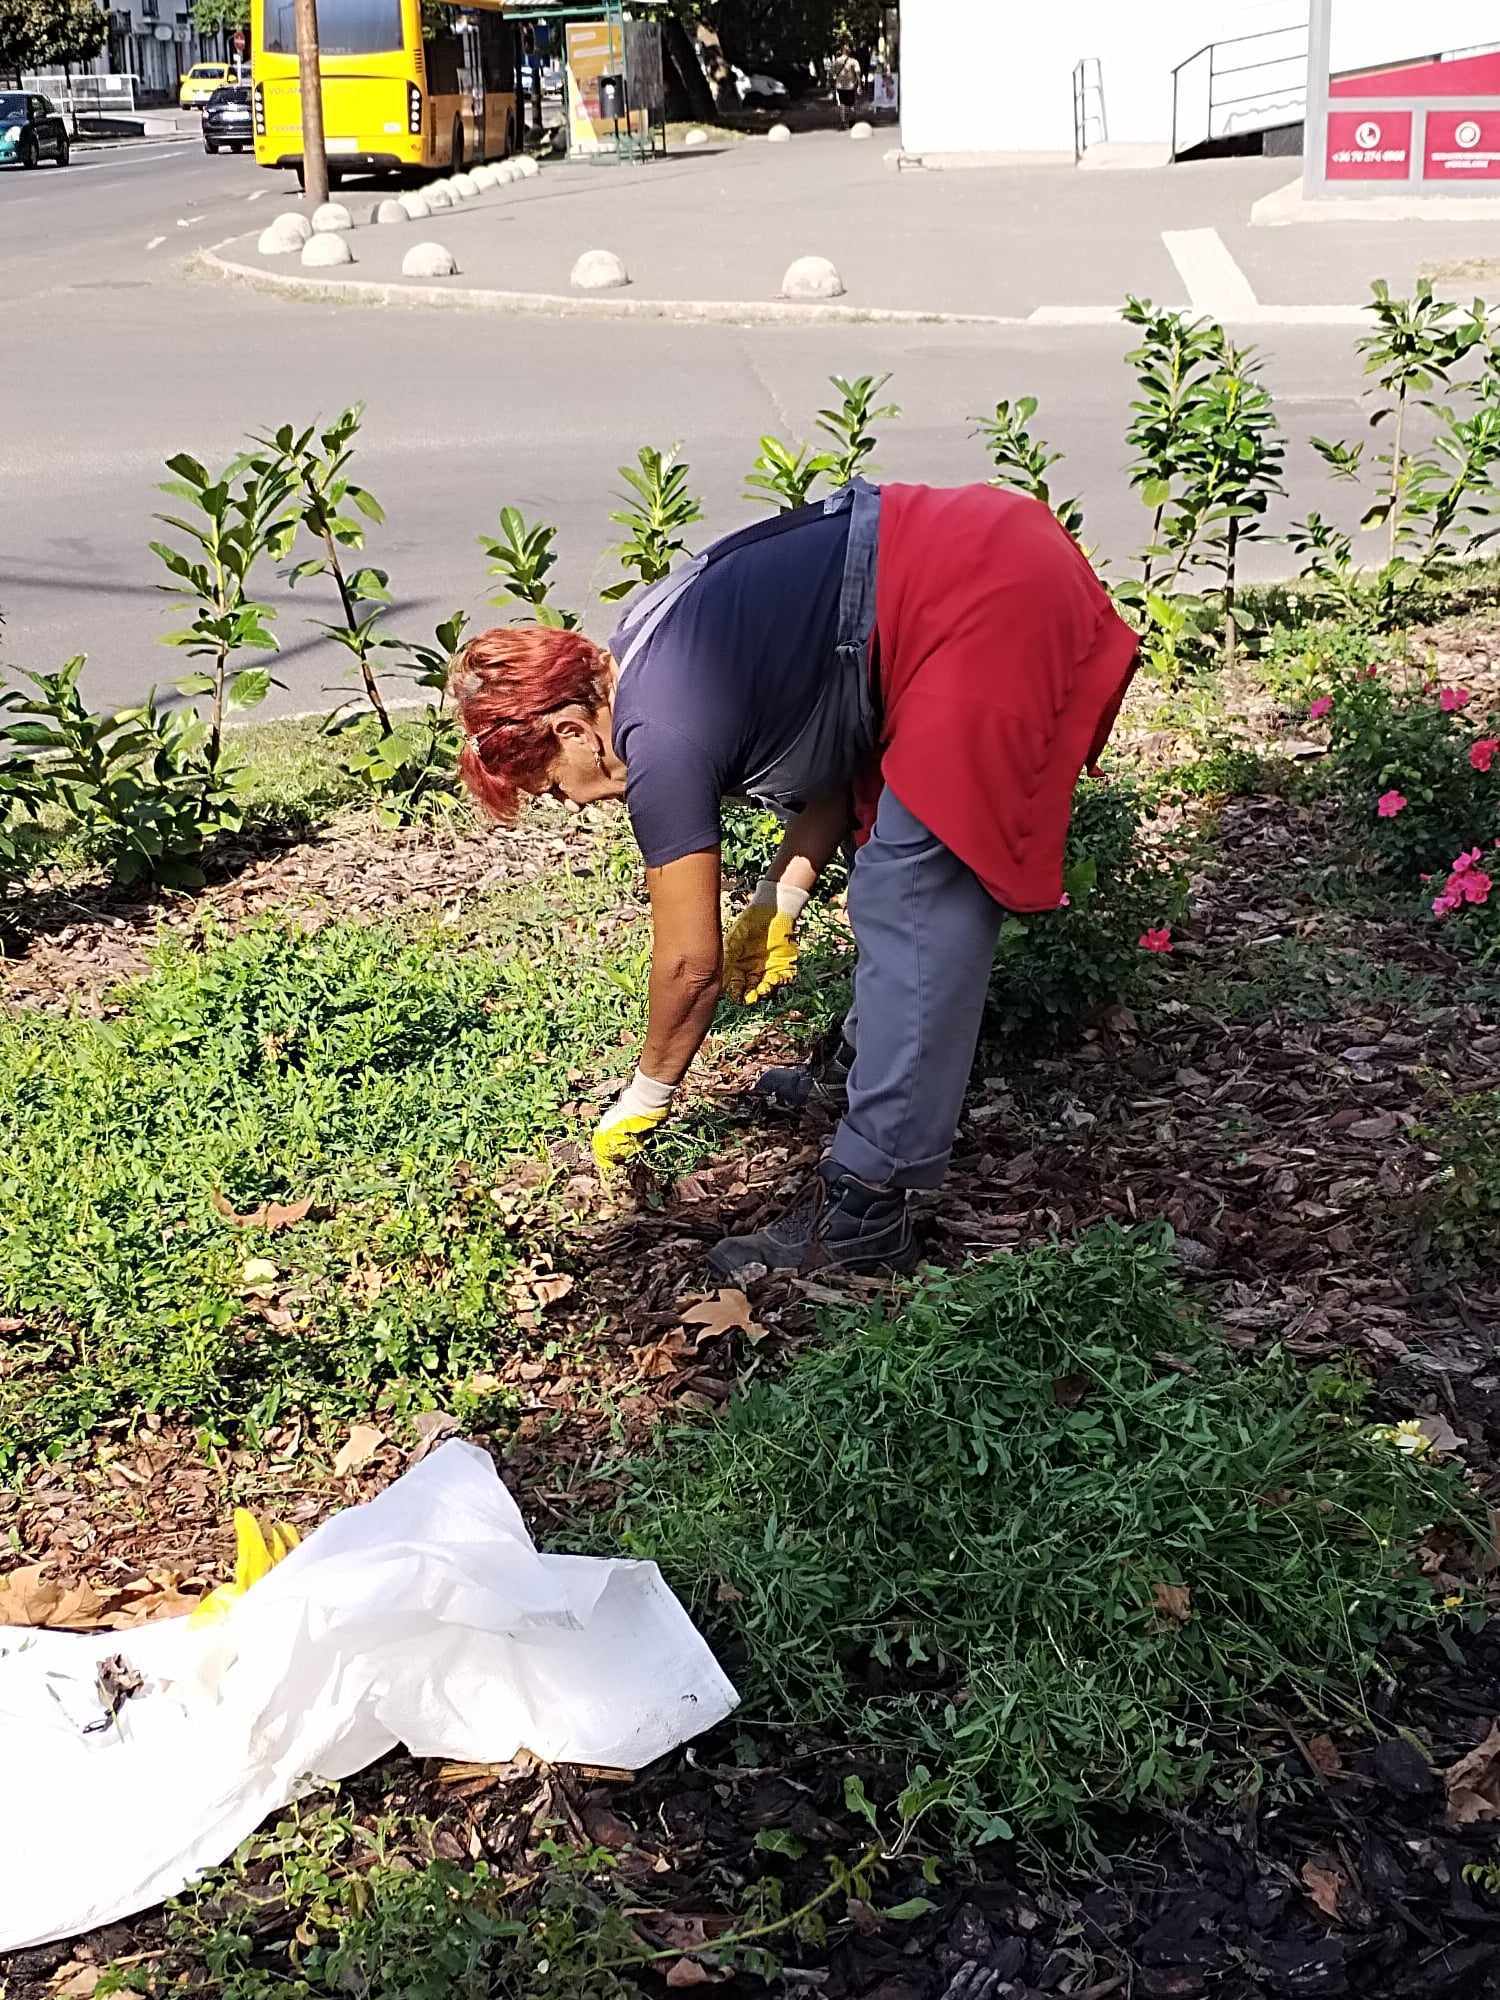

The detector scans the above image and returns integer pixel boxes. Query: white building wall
[900,0,1499,158]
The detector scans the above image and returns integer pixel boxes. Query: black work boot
[707,1160,917,1281]
[753,1027,856,1115]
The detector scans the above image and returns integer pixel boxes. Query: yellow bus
[252,0,522,185]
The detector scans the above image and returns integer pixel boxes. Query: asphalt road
[2,140,1392,717]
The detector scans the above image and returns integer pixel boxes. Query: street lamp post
[294,0,329,205]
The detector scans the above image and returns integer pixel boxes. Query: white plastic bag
[0,1440,737,1950]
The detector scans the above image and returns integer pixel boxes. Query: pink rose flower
[1377,791,1407,818]
[1439,687,1472,712]
[1139,927,1174,954]
[1307,696,1333,721]
[1461,869,1492,906]
[1471,739,1498,774]
[1453,848,1483,875]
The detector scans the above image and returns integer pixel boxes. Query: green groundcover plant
[1427,1085,1500,1266]
[614,1226,1476,1848]
[0,887,677,1470]
[988,778,1184,1033]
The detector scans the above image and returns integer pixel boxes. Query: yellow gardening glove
[722,879,809,1005]
[592,1069,677,1175]
[190,1509,302,1625]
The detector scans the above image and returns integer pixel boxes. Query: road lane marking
[1161,227,1259,315]
[68,147,193,170]
[176,214,206,226]
[146,234,165,249]
[247,189,269,200]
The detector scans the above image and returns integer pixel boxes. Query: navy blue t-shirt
[609,505,850,868]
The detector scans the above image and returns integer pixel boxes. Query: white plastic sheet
[0,1440,737,1951]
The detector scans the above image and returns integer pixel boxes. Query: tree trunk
[294,0,329,208]
[660,16,716,124]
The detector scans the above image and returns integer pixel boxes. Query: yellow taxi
[179,62,235,108]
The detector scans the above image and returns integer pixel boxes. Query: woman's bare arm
[762,788,853,896]
[640,848,724,1083]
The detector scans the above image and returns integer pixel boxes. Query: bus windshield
[261,0,403,57]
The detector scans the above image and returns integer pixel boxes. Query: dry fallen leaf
[0,1567,112,1632]
[1305,1733,1343,1780]
[1300,1859,1346,1919]
[333,1423,386,1478]
[212,1191,315,1231]
[1349,1112,1399,1141]
[50,1964,102,1998]
[638,1338,692,1381]
[1151,1582,1193,1624]
[1445,1720,1500,1827]
[1416,1413,1464,1458]
[665,1960,724,1990]
[679,1289,768,1346]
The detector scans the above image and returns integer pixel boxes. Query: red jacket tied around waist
[856,484,1140,914]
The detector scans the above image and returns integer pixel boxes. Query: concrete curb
[192,245,1028,327]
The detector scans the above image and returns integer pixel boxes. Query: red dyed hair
[449,625,613,823]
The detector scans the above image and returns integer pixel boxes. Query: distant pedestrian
[833,48,862,126]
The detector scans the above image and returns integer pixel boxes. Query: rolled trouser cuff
[829,1120,951,1191]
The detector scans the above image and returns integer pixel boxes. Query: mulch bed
[2,775,1498,1999]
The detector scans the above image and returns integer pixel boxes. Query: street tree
[190,0,249,38]
[675,0,882,75]
[0,0,106,79]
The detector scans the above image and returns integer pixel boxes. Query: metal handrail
[1169,21,1312,87]
[1170,23,1309,161]
[1071,54,1106,162]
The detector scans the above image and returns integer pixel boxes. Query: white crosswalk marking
[1161,227,1259,315]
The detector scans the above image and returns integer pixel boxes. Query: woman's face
[538,707,629,807]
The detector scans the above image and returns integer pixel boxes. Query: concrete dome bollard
[767,123,791,143]
[263,210,311,245]
[370,198,407,225]
[302,234,354,268]
[402,240,459,278]
[424,182,454,208]
[450,171,478,198]
[471,163,499,189]
[396,192,431,220]
[310,199,353,233]
[682,126,708,147]
[258,215,309,255]
[781,254,845,301]
[513,153,539,177]
[849,120,874,140]
[570,248,630,291]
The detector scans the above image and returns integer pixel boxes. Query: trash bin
[598,73,626,122]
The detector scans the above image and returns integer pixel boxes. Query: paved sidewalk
[216,131,1500,326]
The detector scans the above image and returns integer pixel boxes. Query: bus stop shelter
[505,1,669,162]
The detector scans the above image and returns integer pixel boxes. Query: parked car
[202,84,253,154]
[180,62,235,109]
[0,91,69,169]
[731,66,789,108]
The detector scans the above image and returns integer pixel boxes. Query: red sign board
[1425,109,1500,181]
[1326,108,1413,181]
[1331,50,1500,100]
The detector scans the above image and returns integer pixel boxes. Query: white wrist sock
[618,1068,677,1116]
[752,876,810,919]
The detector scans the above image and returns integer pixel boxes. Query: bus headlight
[253,83,266,135]
[407,82,422,135]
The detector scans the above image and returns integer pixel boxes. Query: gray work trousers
[830,787,1005,1190]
